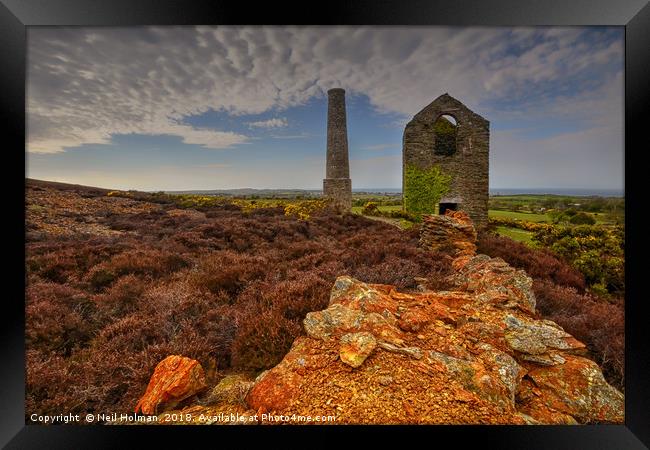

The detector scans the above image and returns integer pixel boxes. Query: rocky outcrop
[134,355,207,415]
[244,269,623,424]
[419,210,477,257]
[449,254,537,314]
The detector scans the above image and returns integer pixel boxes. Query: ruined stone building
[402,93,489,227]
[323,88,352,211]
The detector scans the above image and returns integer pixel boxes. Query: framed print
[2,0,649,447]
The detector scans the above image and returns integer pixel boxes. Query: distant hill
[164,188,403,198]
[26,178,112,195]
[26,179,622,199]
[165,188,322,198]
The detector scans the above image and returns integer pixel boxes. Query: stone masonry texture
[403,93,489,228]
[324,88,352,212]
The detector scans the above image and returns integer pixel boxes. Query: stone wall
[403,93,489,228]
[419,210,477,257]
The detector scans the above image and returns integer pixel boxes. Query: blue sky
[26,26,624,191]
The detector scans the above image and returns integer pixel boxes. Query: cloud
[247,117,288,129]
[27,26,623,155]
[270,133,314,139]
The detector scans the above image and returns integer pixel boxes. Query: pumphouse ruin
[323,88,352,211]
[322,90,489,225]
[402,93,489,228]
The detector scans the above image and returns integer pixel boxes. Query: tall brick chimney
[323,88,352,211]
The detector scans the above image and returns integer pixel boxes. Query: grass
[352,205,402,214]
[488,209,550,222]
[351,205,413,230]
[494,226,534,245]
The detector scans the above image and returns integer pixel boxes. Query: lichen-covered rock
[339,332,377,368]
[134,355,207,415]
[204,374,255,406]
[245,367,303,413]
[448,254,537,314]
[524,355,624,424]
[244,262,622,424]
[476,343,525,406]
[504,314,586,364]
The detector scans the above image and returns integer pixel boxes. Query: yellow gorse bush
[283,199,330,221]
[106,190,134,198]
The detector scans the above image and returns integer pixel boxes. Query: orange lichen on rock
[134,355,207,415]
[244,257,624,424]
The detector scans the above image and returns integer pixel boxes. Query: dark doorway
[439,203,458,215]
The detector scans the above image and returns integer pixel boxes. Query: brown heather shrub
[532,280,624,390]
[84,248,191,291]
[231,306,304,370]
[477,232,586,291]
[26,283,97,356]
[189,251,268,298]
[95,275,147,319]
[106,248,191,278]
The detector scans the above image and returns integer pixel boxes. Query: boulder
[524,355,624,423]
[503,314,586,365]
[134,355,207,415]
[447,254,537,314]
[204,373,255,406]
[339,332,377,368]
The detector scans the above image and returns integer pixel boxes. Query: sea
[488,188,624,197]
[355,188,624,197]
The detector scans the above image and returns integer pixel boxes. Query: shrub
[569,212,596,225]
[230,306,303,370]
[95,275,147,318]
[27,188,457,417]
[283,199,330,220]
[533,280,624,390]
[477,233,586,291]
[362,202,379,215]
[189,251,268,298]
[532,225,624,294]
[26,283,97,356]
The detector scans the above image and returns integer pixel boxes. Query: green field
[488,209,550,222]
[494,226,535,245]
[351,204,402,215]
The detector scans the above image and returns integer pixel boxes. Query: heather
[25,182,625,419]
[26,184,453,417]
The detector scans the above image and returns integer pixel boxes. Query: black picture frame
[3,0,648,447]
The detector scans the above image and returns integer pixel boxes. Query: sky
[26,26,624,192]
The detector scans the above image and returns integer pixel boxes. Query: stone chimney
[323,88,352,212]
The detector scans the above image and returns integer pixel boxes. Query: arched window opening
[433,114,457,156]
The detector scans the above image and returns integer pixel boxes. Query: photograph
[23,24,627,427]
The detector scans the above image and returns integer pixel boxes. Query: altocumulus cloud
[247,118,289,129]
[27,26,622,159]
